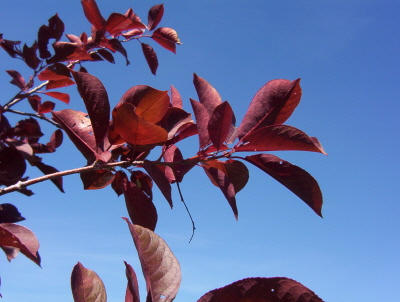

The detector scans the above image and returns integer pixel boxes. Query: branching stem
[176,181,196,243]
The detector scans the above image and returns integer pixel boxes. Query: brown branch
[3,81,49,110]
[5,109,61,128]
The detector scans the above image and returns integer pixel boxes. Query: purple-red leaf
[80,169,115,190]
[144,161,173,208]
[0,223,41,266]
[6,70,26,90]
[236,125,326,154]
[148,4,164,31]
[71,71,110,152]
[236,79,301,140]
[71,262,107,302]
[0,204,25,223]
[97,48,115,63]
[124,261,140,302]
[112,170,128,196]
[81,0,106,30]
[152,28,180,53]
[170,85,182,108]
[190,98,210,149]
[163,145,196,183]
[193,74,222,115]
[0,147,26,186]
[141,43,158,75]
[106,13,146,37]
[109,38,130,65]
[23,42,40,70]
[245,154,323,217]
[123,220,181,302]
[123,180,157,231]
[197,277,324,302]
[208,101,235,150]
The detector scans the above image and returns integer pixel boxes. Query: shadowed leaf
[144,161,172,208]
[123,220,181,302]
[97,48,115,63]
[0,223,41,266]
[148,4,164,30]
[0,147,26,186]
[190,99,210,149]
[124,261,140,302]
[112,171,128,196]
[38,63,71,81]
[23,42,40,70]
[141,43,158,75]
[0,204,25,223]
[163,145,196,183]
[197,277,324,302]
[6,70,26,89]
[71,262,107,302]
[80,169,115,190]
[245,154,323,217]
[208,101,235,150]
[34,161,64,193]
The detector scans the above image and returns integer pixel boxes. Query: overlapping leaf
[148,4,164,30]
[106,13,146,37]
[245,154,323,216]
[124,261,140,302]
[193,74,222,115]
[197,277,324,302]
[0,146,26,186]
[6,70,26,89]
[163,145,196,183]
[208,101,235,150]
[124,220,181,302]
[190,99,210,149]
[80,169,115,190]
[71,262,107,302]
[144,161,172,208]
[0,204,25,223]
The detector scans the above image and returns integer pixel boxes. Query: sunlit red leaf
[72,71,110,152]
[148,4,164,31]
[111,103,167,146]
[197,277,324,302]
[0,204,25,223]
[81,0,106,30]
[80,169,114,190]
[193,74,222,115]
[52,109,111,162]
[236,79,301,140]
[144,161,172,208]
[46,78,75,89]
[0,147,26,186]
[71,262,107,302]
[124,261,140,302]
[0,223,41,266]
[41,91,70,104]
[170,85,182,108]
[106,13,146,37]
[141,43,158,75]
[6,70,26,90]
[123,180,157,231]
[152,27,180,53]
[245,154,323,217]
[124,220,181,302]
[190,99,210,149]
[236,125,326,154]
[208,101,235,150]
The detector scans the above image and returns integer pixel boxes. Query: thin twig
[176,181,196,243]
[5,109,61,128]
[3,81,49,110]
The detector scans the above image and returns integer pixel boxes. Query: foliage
[0,1,326,301]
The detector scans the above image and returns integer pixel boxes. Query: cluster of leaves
[0,0,327,300]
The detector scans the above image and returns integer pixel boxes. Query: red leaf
[6,70,26,90]
[49,41,92,63]
[236,125,327,154]
[148,4,164,30]
[245,154,323,217]
[37,101,55,114]
[141,43,158,75]
[46,78,75,89]
[0,204,25,223]
[46,129,63,151]
[110,103,167,146]
[144,161,173,208]
[71,262,107,302]
[190,99,210,149]
[80,169,114,190]
[52,109,111,162]
[13,118,43,138]
[42,91,70,104]
[124,261,140,302]
[38,63,71,81]
[72,71,110,152]
[123,220,181,302]
[109,38,130,65]
[97,48,115,63]
[163,145,195,183]
[236,79,302,140]
[106,13,146,37]
[34,161,64,193]
[208,101,235,150]
[0,223,41,266]
[193,74,222,115]
[123,181,158,231]
[197,277,324,302]
[112,171,128,196]
[0,147,26,186]
[0,35,21,58]
[23,42,40,70]
[81,0,106,30]
[170,85,182,108]
[152,27,180,53]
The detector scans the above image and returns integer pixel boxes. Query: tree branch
[5,109,61,128]
[3,81,49,110]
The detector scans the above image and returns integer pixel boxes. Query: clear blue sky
[1,0,399,301]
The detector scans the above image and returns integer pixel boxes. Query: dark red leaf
[123,220,181,302]
[208,101,235,150]
[34,161,64,193]
[224,160,249,193]
[28,95,41,112]
[42,91,70,104]
[80,169,114,190]
[141,43,158,75]
[148,4,164,31]
[123,180,158,231]
[197,277,324,302]
[112,171,128,196]
[190,99,210,149]
[0,223,41,266]
[23,42,40,70]
[131,171,153,200]
[235,125,327,154]
[0,35,22,58]
[124,8,143,24]
[49,41,92,63]
[245,154,323,217]
[46,129,63,151]
[236,79,301,140]
[109,38,130,65]
[38,14,65,59]
[170,85,182,108]
[193,73,222,116]
[169,123,198,145]
[151,27,180,53]
[48,14,65,41]
[6,70,26,90]
[144,161,173,208]
[163,145,196,183]
[124,261,140,302]
[72,71,110,152]
[37,101,55,114]
[106,13,146,37]
[0,204,25,223]
[71,262,107,302]
[13,118,43,138]
[38,63,71,81]
[52,109,111,162]
[81,0,106,30]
